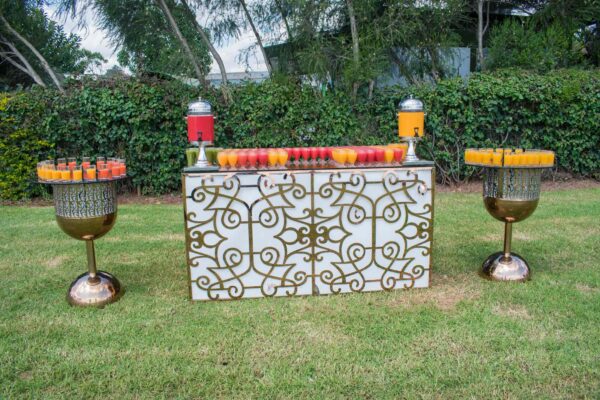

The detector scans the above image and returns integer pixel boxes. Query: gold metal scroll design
[316,170,431,293]
[186,173,311,299]
[185,170,432,300]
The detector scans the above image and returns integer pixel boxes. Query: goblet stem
[85,240,100,285]
[502,222,513,261]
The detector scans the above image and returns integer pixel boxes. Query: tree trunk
[346,0,360,98]
[238,0,272,75]
[476,0,490,71]
[180,0,231,103]
[0,35,46,87]
[274,0,293,41]
[156,0,206,86]
[0,15,63,92]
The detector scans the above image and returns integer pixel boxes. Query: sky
[45,5,268,74]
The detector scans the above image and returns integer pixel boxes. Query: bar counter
[183,162,434,300]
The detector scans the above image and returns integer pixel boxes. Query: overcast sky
[46,5,268,74]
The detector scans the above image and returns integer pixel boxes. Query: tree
[180,0,231,102]
[56,0,212,83]
[0,1,103,90]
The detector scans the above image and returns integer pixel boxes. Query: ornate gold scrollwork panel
[183,168,433,300]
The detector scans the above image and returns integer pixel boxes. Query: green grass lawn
[1,188,600,399]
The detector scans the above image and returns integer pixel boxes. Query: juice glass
[227,151,239,169]
[393,148,404,163]
[247,150,258,169]
[346,149,357,165]
[85,165,97,181]
[492,152,503,166]
[237,151,248,169]
[217,151,229,169]
[366,148,375,163]
[57,158,67,169]
[300,148,310,166]
[111,163,121,178]
[258,150,268,169]
[96,156,106,169]
[98,165,110,180]
[356,148,367,165]
[277,150,288,167]
[118,159,126,177]
[68,157,77,171]
[384,148,394,164]
[318,147,328,164]
[291,148,301,165]
[268,150,279,168]
[72,166,83,182]
[59,165,71,182]
[82,157,91,169]
[51,166,62,181]
[374,147,385,163]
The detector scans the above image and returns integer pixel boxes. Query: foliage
[0,93,51,199]
[0,1,105,88]
[1,69,599,199]
[486,19,586,72]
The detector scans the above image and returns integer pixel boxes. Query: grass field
[1,188,599,399]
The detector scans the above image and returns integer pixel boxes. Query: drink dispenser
[187,97,214,167]
[397,96,424,162]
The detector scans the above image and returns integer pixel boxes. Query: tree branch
[0,15,62,92]
[0,34,46,87]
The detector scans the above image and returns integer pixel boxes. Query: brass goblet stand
[43,179,125,306]
[479,167,544,281]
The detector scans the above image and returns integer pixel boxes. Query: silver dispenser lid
[398,95,423,112]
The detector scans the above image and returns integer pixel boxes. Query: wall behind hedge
[1,70,599,199]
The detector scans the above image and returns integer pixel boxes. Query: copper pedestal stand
[478,167,545,281]
[42,179,125,306]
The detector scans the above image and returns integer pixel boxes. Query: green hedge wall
[1,70,599,199]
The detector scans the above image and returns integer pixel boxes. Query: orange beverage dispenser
[397,96,424,162]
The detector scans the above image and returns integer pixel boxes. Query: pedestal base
[481,252,530,282]
[67,271,122,307]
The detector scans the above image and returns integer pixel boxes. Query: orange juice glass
[85,165,97,181]
[384,148,394,164]
[277,150,288,167]
[227,151,239,168]
[72,166,83,181]
[492,152,502,166]
[267,150,279,168]
[346,149,357,165]
[217,151,229,169]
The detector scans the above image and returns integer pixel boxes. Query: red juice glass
[375,147,385,163]
[318,147,328,164]
[291,147,301,163]
[393,148,404,163]
[356,148,367,164]
[310,147,319,163]
[366,148,375,163]
[247,150,258,168]
[258,150,268,168]
[300,147,310,165]
[237,151,248,169]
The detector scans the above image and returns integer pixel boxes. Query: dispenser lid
[398,95,423,112]
[188,97,212,115]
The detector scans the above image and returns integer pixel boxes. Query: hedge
[1,70,599,199]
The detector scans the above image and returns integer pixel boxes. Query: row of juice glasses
[217,149,289,169]
[464,148,555,167]
[213,144,408,170]
[331,146,405,166]
[37,157,127,182]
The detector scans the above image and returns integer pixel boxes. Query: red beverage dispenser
[187,97,214,167]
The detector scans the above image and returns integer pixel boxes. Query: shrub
[0,70,598,199]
